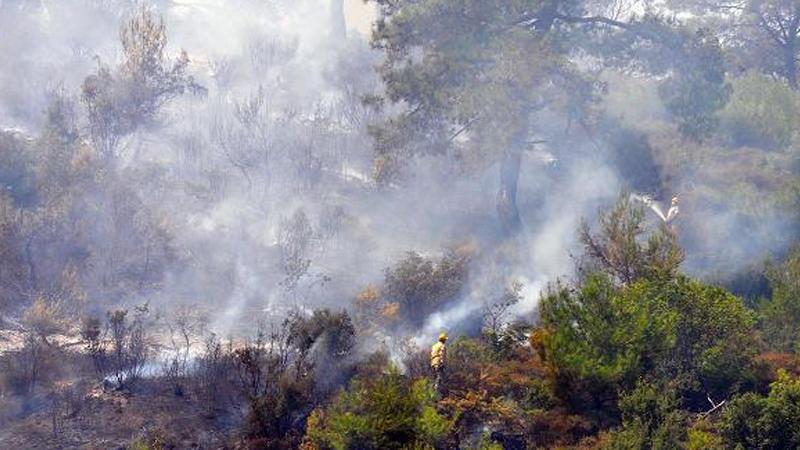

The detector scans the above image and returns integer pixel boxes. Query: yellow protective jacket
[430,341,446,370]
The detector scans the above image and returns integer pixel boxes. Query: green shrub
[720,72,800,149]
[603,381,687,450]
[307,369,453,450]
[685,420,724,450]
[539,274,676,415]
[719,369,800,449]
[759,245,800,353]
[659,30,730,141]
[539,273,757,413]
[383,250,470,328]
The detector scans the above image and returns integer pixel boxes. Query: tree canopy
[368,0,732,232]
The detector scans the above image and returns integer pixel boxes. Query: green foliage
[307,369,453,450]
[289,309,355,358]
[720,72,800,149]
[539,274,677,415]
[0,193,27,312]
[718,392,766,450]
[126,432,171,450]
[239,310,358,448]
[603,381,687,450]
[367,0,714,178]
[580,193,684,284]
[127,439,151,450]
[725,0,800,89]
[603,421,648,450]
[482,282,526,360]
[759,245,800,352]
[449,334,491,361]
[0,132,37,208]
[367,0,613,232]
[685,420,724,450]
[383,250,470,328]
[82,7,204,156]
[618,381,680,431]
[523,378,555,411]
[659,29,731,140]
[719,370,800,450]
[604,414,687,450]
[368,0,568,177]
[663,280,758,398]
[476,433,504,450]
[244,376,312,447]
[539,272,757,414]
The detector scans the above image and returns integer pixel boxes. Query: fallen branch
[699,394,727,418]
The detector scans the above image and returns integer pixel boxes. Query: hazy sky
[344,0,376,35]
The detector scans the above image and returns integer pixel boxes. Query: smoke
[0,0,795,351]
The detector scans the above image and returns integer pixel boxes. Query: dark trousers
[432,365,444,392]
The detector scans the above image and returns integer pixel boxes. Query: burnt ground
[0,378,238,450]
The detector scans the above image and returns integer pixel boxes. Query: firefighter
[430,332,448,392]
[665,196,680,224]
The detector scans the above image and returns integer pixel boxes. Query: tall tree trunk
[24,235,37,292]
[786,41,798,89]
[495,3,549,234]
[497,123,528,234]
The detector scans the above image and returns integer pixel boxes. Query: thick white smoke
[1,0,793,347]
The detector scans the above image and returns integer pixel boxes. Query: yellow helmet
[438,332,448,342]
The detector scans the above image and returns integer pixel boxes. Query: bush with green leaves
[0,132,37,208]
[305,369,453,450]
[719,369,800,450]
[538,273,758,415]
[538,274,676,418]
[759,245,800,353]
[82,7,204,156]
[579,194,684,285]
[659,29,731,141]
[720,72,800,149]
[382,250,470,328]
[285,309,358,399]
[602,381,688,450]
[244,376,313,449]
[685,421,724,450]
